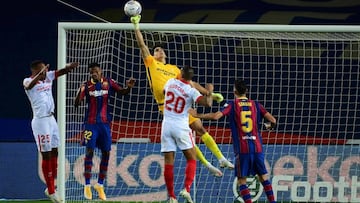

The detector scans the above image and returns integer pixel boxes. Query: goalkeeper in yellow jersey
[130,15,234,177]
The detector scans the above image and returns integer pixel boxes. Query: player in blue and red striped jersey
[74,62,135,201]
[189,79,277,203]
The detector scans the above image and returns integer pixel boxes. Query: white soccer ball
[124,0,142,17]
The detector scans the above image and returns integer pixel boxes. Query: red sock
[164,164,176,198]
[184,159,196,192]
[50,156,58,179]
[42,159,55,194]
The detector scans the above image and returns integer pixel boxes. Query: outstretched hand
[130,15,141,29]
[66,62,80,71]
[126,77,136,88]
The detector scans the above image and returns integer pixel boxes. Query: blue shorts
[235,152,268,178]
[83,123,111,151]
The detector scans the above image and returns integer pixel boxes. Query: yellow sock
[201,132,224,160]
[194,144,209,166]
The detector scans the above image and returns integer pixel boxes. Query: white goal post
[57,23,360,203]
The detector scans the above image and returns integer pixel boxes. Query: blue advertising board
[1,143,359,202]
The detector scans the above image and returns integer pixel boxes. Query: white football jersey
[23,71,56,118]
[163,78,202,124]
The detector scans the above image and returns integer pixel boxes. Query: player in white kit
[161,66,214,203]
[23,60,79,203]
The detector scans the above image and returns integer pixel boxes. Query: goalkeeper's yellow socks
[195,140,225,177]
[194,144,209,166]
[201,132,224,160]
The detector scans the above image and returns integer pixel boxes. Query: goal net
[57,23,360,203]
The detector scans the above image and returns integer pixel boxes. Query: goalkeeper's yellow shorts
[189,114,200,125]
[158,104,199,125]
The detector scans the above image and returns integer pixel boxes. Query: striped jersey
[222,97,268,154]
[78,77,123,124]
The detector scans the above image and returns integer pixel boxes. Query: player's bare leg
[190,119,234,169]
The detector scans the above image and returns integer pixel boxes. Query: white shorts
[160,121,195,152]
[31,115,60,152]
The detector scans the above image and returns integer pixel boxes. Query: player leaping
[130,15,234,177]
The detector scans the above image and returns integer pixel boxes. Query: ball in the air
[124,0,142,17]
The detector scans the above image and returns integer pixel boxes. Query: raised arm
[56,62,79,77]
[131,15,151,59]
[24,65,48,90]
[188,108,224,120]
[116,77,136,95]
[264,112,277,130]
[190,81,210,96]
[74,85,85,108]
[190,81,224,103]
[196,83,213,107]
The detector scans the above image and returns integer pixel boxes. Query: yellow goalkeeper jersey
[144,55,181,112]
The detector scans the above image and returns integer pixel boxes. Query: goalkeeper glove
[130,15,141,30]
[212,92,224,103]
